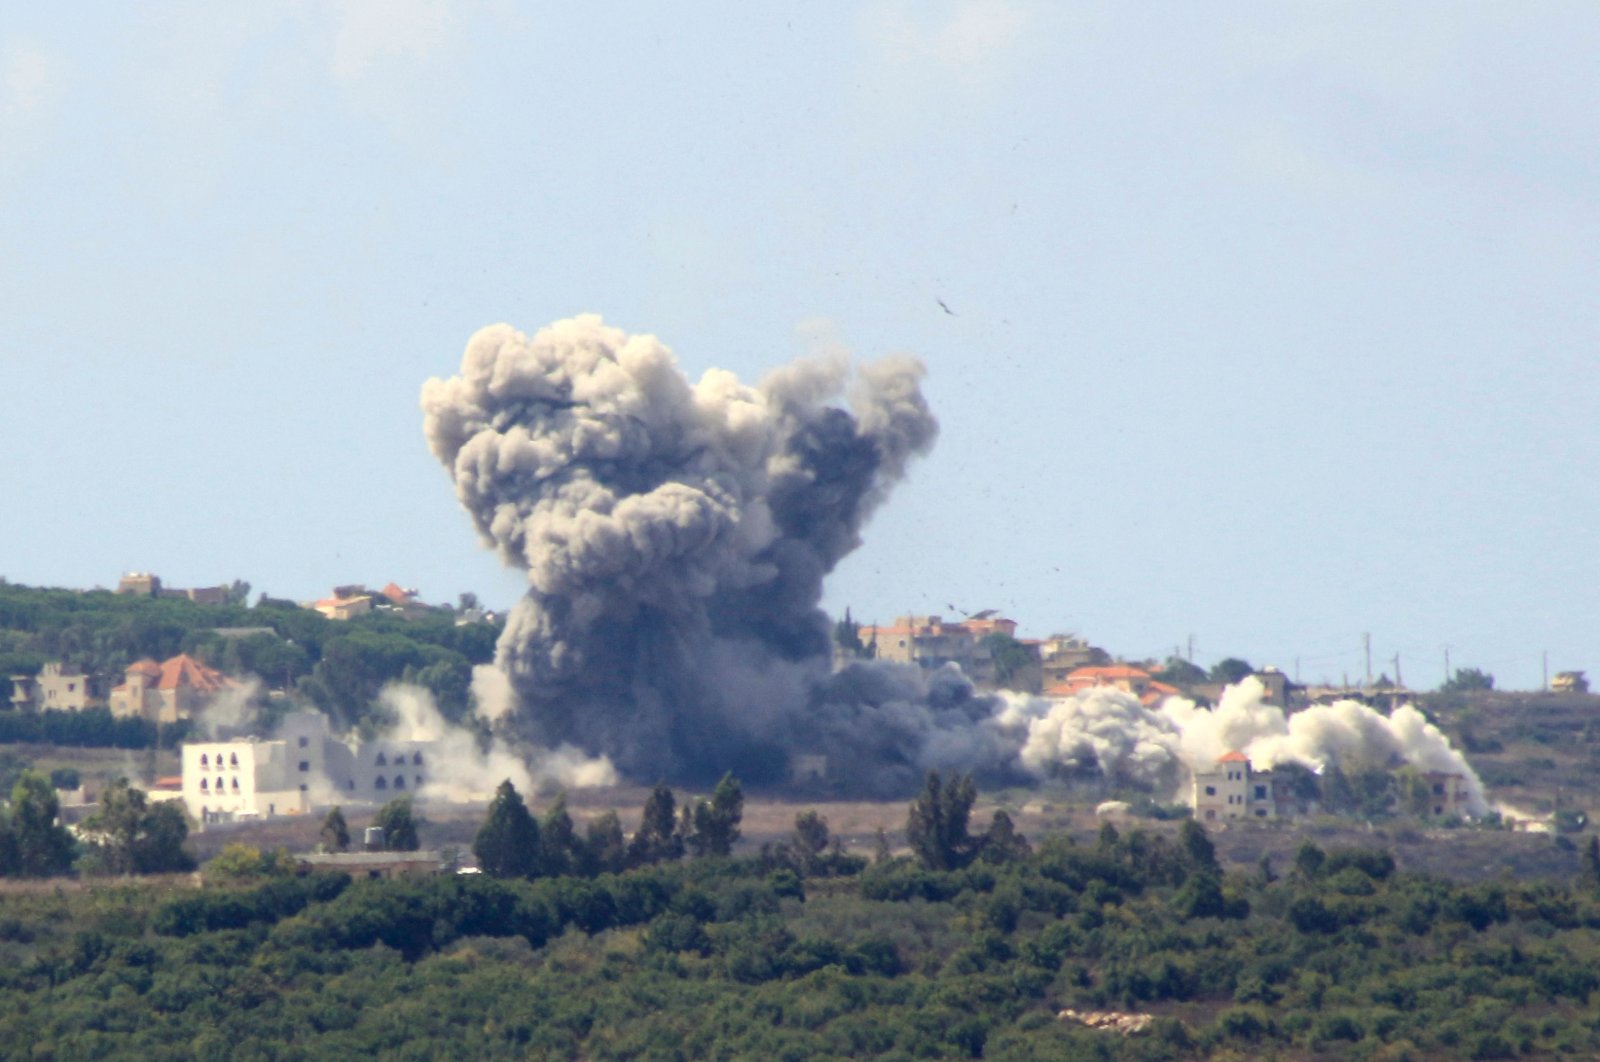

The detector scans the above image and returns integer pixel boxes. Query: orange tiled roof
[156,654,233,694]
[380,582,416,604]
[1218,750,1249,763]
[126,659,162,678]
[153,776,183,789]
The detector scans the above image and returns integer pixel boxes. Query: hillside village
[0,578,1576,843]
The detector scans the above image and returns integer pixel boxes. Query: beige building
[313,593,373,621]
[109,654,236,724]
[1192,750,1282,822]
[1421,772,1473,818]
[1038,634,1099,689]
[857,613,1039,690]
[9,662,104,712]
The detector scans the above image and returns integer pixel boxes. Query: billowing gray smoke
[422,315,939,788]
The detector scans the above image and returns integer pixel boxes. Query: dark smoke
[422,315,942,789]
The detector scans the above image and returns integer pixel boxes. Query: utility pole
[1543,651,1549,692]
[1444,646,1451,686]
[1186,634,1194,662]
[1392,653,1403,689]
[1363,632,1372,687]
[1294,657,1301,684]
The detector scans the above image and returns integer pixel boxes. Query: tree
[1209,658,1254,685]
[539,793,579,877]
[1179,819,1218,875]
[978,809,1031,863]
[832,608,866,659]
[684,773,743,858]
[457,592,480,613]
[373,795,420,852]
[981,633,1035,690]
[1294,841,1326,880]
[792,810,830,874]
[627,783,683,867]
[583,809,627,876]
[1154,656,1207,686]
[320,806,350,853]
[1442,667,1495,693]
[906,771,978,871]
[474,780,541,878]
[7,770,74,877]
[81,778,193,875]
[225,580,252,607]
[1583,837,1600,888]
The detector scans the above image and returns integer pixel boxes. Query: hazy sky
[3,3,1596,691]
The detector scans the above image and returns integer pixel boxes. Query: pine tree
[583,810,627,875]
[473,780,540,878]
[793,810,830,874]
[979,809,1031,864]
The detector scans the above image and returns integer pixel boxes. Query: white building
[181,710,437,827]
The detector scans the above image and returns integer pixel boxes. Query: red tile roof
[1218,750,1249,763]
[156,654,233,694]
[126,659,162,678]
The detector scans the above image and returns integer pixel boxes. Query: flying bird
[936,298,956,316]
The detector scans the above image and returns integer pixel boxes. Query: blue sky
[3,2,1596,691]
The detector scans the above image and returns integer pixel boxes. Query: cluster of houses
[1189,750,1474,824]
[9,653,236,724]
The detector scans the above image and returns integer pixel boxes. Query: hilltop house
[857,613,1042,691]
[1047,665,1179,706]
[108,654,236,724]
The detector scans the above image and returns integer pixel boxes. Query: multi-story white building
[181,710,436,827]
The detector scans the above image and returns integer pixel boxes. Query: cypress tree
[474,780,540,878]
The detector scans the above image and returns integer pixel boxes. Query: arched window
[376,752,387,766]
[229,753,238,767]
[200,753,209,767]
[200,778,209,791]
[413,752,423,765]
[394,775,405,789]
[415,775,423,787]
[375,776,388,790]
[232,777,240,790]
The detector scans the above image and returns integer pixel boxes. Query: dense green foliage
[0,581,499,742]
[5,819,1600,1058]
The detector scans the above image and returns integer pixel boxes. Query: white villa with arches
[181,710,436,827]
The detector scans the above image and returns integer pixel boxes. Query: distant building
[181,710,437,826]
[1191,751,1291,822]
[1046,665,1179,706]
[1552,671,1589,695]
[856,613,1039,690]
[117,572,163,597]
[1422,771,1472,818]
[296,851,446,879]
[9,662,104,712]
[312,594,373,621]
[109,654,237,724]
[1038,634,1100,690]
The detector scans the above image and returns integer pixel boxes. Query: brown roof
[156,654,233,693]
[126,659,162,678]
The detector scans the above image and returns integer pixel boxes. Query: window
[299,761,310,772]
[300,784,308,792]
[415,775,423,786]
[376,752,387,766]
[375,776,388,790]
[395,775,406,789]
[298,736,309,748]
[232,778,240,790]
[413,752,423,765]
[1204,785,1216,796]
[200,778,209,791]
[1254,785,1267,799]
[200,754,209,767]
[1255,809,1267,818]
[229,753,239,767]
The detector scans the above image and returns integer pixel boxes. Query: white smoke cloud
[191,676,263,739]
[378,683,616,801]
[1008,676,1487,816]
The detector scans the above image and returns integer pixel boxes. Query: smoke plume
[1009,677,1487,815]
[423,315,937,786]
